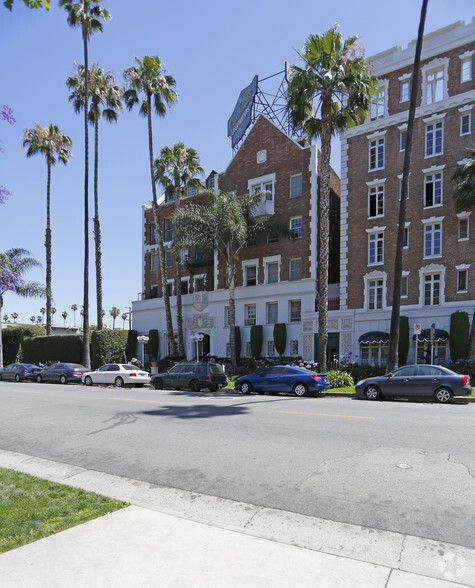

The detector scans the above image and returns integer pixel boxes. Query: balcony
[315,297,340,312]
[250,199,274,218]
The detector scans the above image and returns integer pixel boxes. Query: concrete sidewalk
[0,449,473,587]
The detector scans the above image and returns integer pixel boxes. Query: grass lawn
[0,468,128,553]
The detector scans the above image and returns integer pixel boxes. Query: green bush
[450,311,470,361]
[147,329,159,360]
[90,330,129,369]
[273,323,286,357]
[327,370,354,388]
[250,325,263,358]
[346,363,387,382]
[399,316,409,365]
[125,330,137,362]
[22,334,82,365]
[2,325,46,364]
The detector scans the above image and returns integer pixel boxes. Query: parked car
[235,365,330,396]
[36,362,89,384]
[82,364,151,388]
[355,364,472,403]
[151,362,227,392]
[0,363,42,382]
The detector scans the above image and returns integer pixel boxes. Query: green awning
[358,331,389,344]
[414,328,449,342]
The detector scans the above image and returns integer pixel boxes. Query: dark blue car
[235,365,330,397]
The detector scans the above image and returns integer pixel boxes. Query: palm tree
[71,303,78,326]
[172,190,273,366]
[121,312,127,329]
[59,0,111,368]
[124,55,177,355]
[11,312,18,323]
[109,306,120,329]
[286,27,377,371]
[30,316,36,324]
[387,0,428,371]
[451,147,475,359]
[67,61,122,330]
[37,316,42,324]
[23,123,72,336]
[155,143,203,357]
[62,310,68,324]
[0,248,45,367]
[3,315,8,322]
[51,307,56,324]
[40,306,46,323]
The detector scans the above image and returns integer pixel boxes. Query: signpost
[414,323,421,364]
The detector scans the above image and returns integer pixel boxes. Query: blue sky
[1,0,473,328]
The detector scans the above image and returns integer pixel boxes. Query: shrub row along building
[132,19,475,366]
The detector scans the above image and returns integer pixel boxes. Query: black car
[36,362,89,384]
[0,363,42,382]
[355,364,472,403]
[151,362,227,392]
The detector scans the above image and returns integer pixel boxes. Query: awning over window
[413,328,449,342]
[358,331,389,344]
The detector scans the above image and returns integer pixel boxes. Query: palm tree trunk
[228,258,237,367]
[174,174,185,357]
[82,25,91,368]
[45,159,52,336]
[387,0,428,371]
[93,106,103,330]
[317,97,332,372]
[468,308,475,360]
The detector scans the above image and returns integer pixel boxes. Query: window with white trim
[180,249,188,265]
[290,217,302,239]
[370,88,386,120]
[368,185,384,218]
[404,224,410,249]
[194,276,205,292]
[424,273,441,306]
[165,250,173,268]
[424,222,442,258]
[289,258,302,281]
[400,130,407,151]
[367,278,384,310]
[368,231,384,265]
[457,268,468,293]
[458,215,469,241]
[150,222,158,245]
[424,172,442,207]
[290,340,299,355]
[181,280,189,295]
[245,304,256,326]
[425,68,444,103]
[425,121,443,157]
[461,112,471,135]
[460,54,473,83]
[246,265,257,286]
[401,274,409,298]
[369,137,385,171]
[290,174,303,198]
[150,253,158,272]
[267,302,278,324]
[267,341,276,356]
[266,262,279,284]
[250,177,274,201]
[289,300,301,322]
[166,282,173,297]
[164,218,173,242]
[360,342,388,366]
[400,80,410,102]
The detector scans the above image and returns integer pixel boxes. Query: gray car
[0,363,42,382]
[36,362,89,384]
[355,364,472,403]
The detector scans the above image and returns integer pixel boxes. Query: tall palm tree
[121,312,127,329]
[124,55,177,356]
[387,0,428,371]
[286,27,377,371]
[67,62,122,330]
[51,307,56,324]
[23,123,72,336]
[451,147,475,359]
[3,315,8,323]
[155,143,203,357]
[172,190,272,366]
[40,306,46,323]
[109,306,120,329]
[11,312,18,323]
[0,248,45,367]
[62,310,68,324]
[30,316,36,324]
[71,303,78,326]
[59,0,110,368]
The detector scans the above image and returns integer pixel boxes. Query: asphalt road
[1,380,474,547]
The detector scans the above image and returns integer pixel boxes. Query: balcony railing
[315,297,340,312]
[250,199,274,218]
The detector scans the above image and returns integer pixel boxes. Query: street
[0,381,474,547]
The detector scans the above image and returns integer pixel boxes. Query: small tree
[273,323,287,358]
[450,311,470,362]
[71,303,78,326]
[11,312,18,323]
[62,310,68,324]
[148,328,159,360]
[109,306,120,329]
[250,325,263,359]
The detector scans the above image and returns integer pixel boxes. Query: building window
[399,176,410,200]
[400,130,407,151]
[425,68,444,104]
[150,222,158,245]
[401,275,408,298]
[368,185,384,218]
[424,172,442,207]
[289,258,302,281]
[400,80,410,102]
[181,280,189,295]
[370,88,385,120]
[267,302,278,324]
[187,185,196,197]
[457,269,468,293]
[224,306,230,327]
[245,304,256,326]
[367,279,384,310]
[150,285,158,299]
[290,340,299,356]
[461,113,471,136]
[150,253,158,272]
[194,277,205,292]
[164,218,173,242]
[425,121,443,157]
[166,282,173,297]
[369,138,385,171]
[266,262,279,284]
[290,217,302,239]
[368,232,384,265]
[461,57,472,83]
[267,231,279,244]
[289,300,301,322]
[246,265,257,286]
[165,250,173,268]
[360,343,388,366]
[290,174,303,198]
[404,226,409,249]
[267,341,276,356]
[251,180,273,201]
[424,223,442,258]
[424,273,441,306]
[458,217,469,241]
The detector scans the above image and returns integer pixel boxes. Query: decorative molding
[302,320,314,333]
[187,312,214,331]
[341,318,353,330]
[257,149,267,164]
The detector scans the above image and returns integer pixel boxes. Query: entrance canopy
[413,328,449,342]
[358,331,389,344]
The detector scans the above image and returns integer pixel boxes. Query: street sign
[414,323,421,335]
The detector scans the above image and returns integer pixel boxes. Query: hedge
[91,329,129,369]
[148,329,159,360]
[22,334,82,365]
[273,323,286,357]
[2,325,46,364]
[250,325,263,358]
[450,311,469,361]
[125,330,138,363]
[398,316,409,365]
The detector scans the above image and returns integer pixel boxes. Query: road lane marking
[272,410,375,420]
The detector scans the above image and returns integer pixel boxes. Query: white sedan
[82,363,151,388]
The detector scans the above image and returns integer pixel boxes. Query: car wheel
[15,374,21,382]
[209,386,218,392]
[364,385,381,400]
[115,376,124,388]
[293,382,308,397]
[153,378,163,390]
[190,380,201,392]
[60,375,68,385]
[36,374,42,383]
[84,376,93,386]
[434,387,453,403]
[239,381,252,394]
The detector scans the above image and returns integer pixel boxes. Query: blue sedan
[235,365,330,397]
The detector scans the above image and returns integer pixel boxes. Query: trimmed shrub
[2,325,46,364]
[450,311,470,361]
[91,329,129,369]
[398,316,409,365]
[273,323,286,357]
[125,330,137,362]
[347,363,387,383]
[148,329,159,360]
[22,334,82,365]
[250,325,263,358]
[327,370,354,388]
